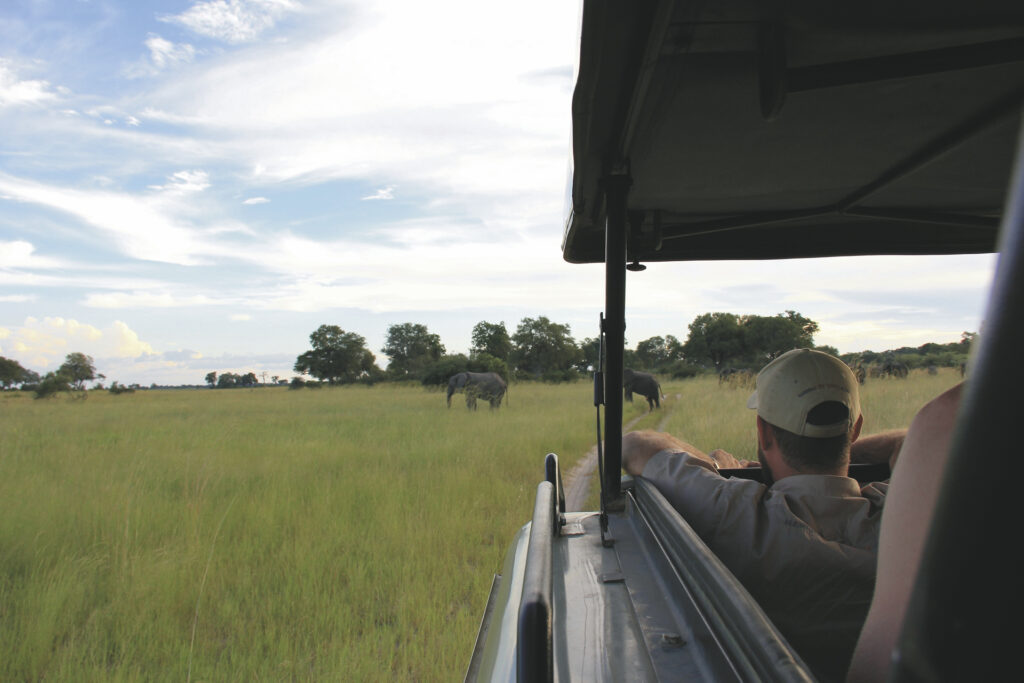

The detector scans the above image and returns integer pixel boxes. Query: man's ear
[756,415,772,449]
[851,413,864,443]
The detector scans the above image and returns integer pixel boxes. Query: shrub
[34,372,73,399]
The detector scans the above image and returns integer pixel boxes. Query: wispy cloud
[362,186,394,201]
[161,0,301,44]
[147,169,211,194]
[243,196,269,204]
[0,173,208,265]
[83,291,218,309]
[146,35,197,69]
[124,35,196,78]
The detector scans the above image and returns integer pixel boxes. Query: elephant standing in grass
[624,369,662,410]
[447,372,508,410]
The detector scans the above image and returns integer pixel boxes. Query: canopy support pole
[602,167,630,505]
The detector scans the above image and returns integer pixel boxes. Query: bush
[108,382,135,395]
[537,368,582,383]
[34,372,73,399]
[666,361,703,379]
[289,377,306,390]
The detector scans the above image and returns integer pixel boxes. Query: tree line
[0,352,129,398]
[290,319,571,387]
[289,311,975,387]
[0,311,975,397]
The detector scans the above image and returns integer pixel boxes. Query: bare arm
[622,431,714,475]
[850,429,907,469]
[847,382,963,682]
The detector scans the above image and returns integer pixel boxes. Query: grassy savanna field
[1,369,962,681]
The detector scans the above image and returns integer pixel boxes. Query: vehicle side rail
[630,477,815,682]
[517,481,556,683]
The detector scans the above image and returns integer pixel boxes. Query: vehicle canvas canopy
[563,0,1020,264]
[467,1,1024,681]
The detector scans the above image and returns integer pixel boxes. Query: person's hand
[708,448,743,469]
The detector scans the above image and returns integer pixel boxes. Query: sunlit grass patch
[0,383,594,681]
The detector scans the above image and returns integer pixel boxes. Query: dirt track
[562,398,677,511]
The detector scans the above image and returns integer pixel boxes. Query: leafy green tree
[217,372,241,388]
[681,313,744,369]
[381,323,445,380]
[576,337,601,373]
[0,356,35,389]
[682,311,819,369]
[59,352,101,390]
[511,316,581,381]
[205,371,217,387]
[295,325,378,384]
[740,311,818,366]
[471,321,512,362]
[635,335,683,371]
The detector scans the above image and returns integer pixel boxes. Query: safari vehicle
[466,1,1024,681]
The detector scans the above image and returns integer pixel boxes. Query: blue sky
[0,0,997,386]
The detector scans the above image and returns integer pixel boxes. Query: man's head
[748,349,863,480]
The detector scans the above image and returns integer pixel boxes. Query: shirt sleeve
[640,449,758,539]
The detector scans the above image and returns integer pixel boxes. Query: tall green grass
[0,383,595,681]
[0,370,960,680]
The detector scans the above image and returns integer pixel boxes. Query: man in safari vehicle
[623,349,904,681]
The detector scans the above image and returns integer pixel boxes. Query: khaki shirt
[643,450,888,682]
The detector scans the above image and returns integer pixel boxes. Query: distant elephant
[882,361,909,379]
[623,369,662,410]
[446,372,508,410]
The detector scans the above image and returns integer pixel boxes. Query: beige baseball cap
[746,348,860,437]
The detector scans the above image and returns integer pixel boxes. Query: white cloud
[0,173,207,265]
[123,35,196,78]
[0,240,63,269]
[0,294,34,303]
[362,186,394,201]
[148,169,211,194]
[243,196,269,204]
[0,59,59,107]
[0,317,155,370]
[139,0,577,207]
[148,35,197,68]
[83,291,217,309]
[161,0,301,44]
[229,313,251,321]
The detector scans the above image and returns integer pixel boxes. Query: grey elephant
[623,368,662,410]
[446,372,508,410]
